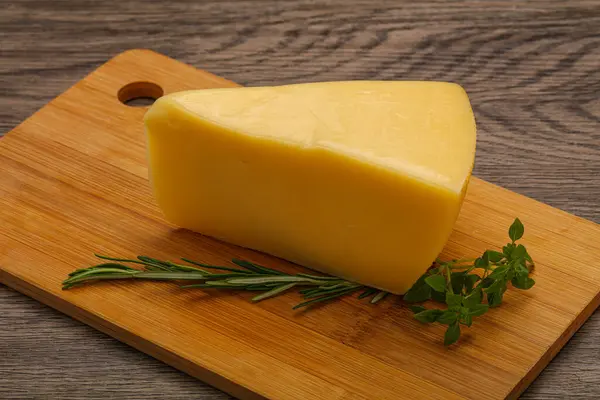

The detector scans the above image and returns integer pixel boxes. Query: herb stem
[63,254,386,309]
[63,218,534,347]
[404,218,535,346]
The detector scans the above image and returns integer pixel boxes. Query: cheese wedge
[144,81,476,294]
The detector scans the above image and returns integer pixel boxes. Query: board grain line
[1,1,599,399]
[0,47,598,400]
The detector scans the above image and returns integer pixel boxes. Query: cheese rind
[144,81,476,294]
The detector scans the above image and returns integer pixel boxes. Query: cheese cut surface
[144,81,476,294]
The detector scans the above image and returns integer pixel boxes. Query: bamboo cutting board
[1,49,599,400]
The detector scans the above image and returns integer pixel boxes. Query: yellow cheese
[144,81,476,294]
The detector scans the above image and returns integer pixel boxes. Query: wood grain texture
[0,1,598,399]
[1,49,600,400]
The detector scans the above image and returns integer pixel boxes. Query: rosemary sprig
[62,218,535,345]
[62,254,388,308]
[403,218,535,345]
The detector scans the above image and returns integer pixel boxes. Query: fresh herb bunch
[62,255,388,309]
[62,218,534,345]
[404,218,535,345]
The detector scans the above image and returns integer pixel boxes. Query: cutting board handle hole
[118,81,163,107]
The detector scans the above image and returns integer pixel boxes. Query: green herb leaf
[511,244,527,260]
[512,276,535,290]
[488,266,508,280]
[437,311,458,324]
[451,271,467,295]
[474,252,489,269]
[464,274,480,293]
[414,309,444,323]
[431,290,447,302]
[446,292,463,308]
[509,218,524,242]
[444,322,461,346]
[515,263,529,277]
[468,304,489,316]
[425,274,447,293]
[479,277,495,289]
[462,290,482,308]
[483,278,505,294]
[505,267,515,281]
[485,250,504,263]
[487,289,505,307]
[403,276,432,302]
[409,305,427,314]
[461,314,473,327]
[503,243,515,258]
[481,251,490,266]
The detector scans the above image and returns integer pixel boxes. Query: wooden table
[1,1,599,398]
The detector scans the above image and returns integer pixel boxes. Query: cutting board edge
[0,267,266,400]
[1,48,599,400]
[508,289,600,399]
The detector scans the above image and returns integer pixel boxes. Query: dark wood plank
[1,0,598,398]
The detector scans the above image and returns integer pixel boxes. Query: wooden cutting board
[1,49,599,400]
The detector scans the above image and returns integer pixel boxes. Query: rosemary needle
[252,283,297,302]
[358,287,379,299]
[62,218,535,346]
[292,286,363,309]
[371,291,389,304]
[63,254,387,308]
